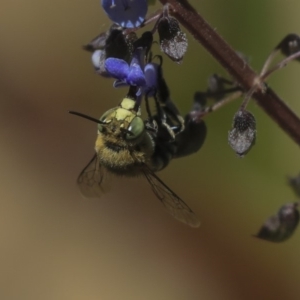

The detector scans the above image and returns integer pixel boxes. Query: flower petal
[113,79,129,88]
[126,63,146,86]
[101,0,148,28]
[92,50,111,77]
[105,57,130,80]
[144,62,159,95]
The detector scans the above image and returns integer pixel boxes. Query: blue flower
[105,48,147,87]
[101,0,148,28]
[104,57,130,81]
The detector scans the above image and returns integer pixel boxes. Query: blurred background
[1,0,300,299]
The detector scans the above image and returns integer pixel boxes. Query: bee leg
[145,93,153,120]
[154,94,176,140]
[145,118,158,134]
[162,99,185,134]
[155,68,185,134]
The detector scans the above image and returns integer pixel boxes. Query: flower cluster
[81,0,207,154]
[84,1,190,106]
[255,172,300,243]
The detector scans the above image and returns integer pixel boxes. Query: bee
[70,87,206,227]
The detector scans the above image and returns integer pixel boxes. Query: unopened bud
[255,203,299,243]
[157,16,188,63]
[276,33,300,60]
[228,110,256,157]
[288,173,300,198]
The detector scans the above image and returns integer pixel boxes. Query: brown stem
[158,0,300,145]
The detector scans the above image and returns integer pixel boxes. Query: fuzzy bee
[70,86,206,227]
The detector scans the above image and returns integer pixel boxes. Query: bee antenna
[69,111,105,125]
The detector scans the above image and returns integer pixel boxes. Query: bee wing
[77,154,111,198]
[142,167,200,228]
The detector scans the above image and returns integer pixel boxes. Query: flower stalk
[158,0,300,145]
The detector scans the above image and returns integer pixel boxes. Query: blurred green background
[1,0,300,299]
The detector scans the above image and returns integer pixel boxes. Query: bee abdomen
[149,143,174,172]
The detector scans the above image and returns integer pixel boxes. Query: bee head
[69,105,145,142]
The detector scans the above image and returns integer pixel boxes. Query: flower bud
[228,110,256,157]
[157,16,188,63]
[255,203,299,243]
[207,74,230,100]
[276,33,300,61]
[288,173,300,198]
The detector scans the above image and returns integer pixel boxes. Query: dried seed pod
[193,92,207,111]
[157,16,188,63]
[207,74,234,100]
[228,110,256,157]
[276,33,300,60]
[255,203,299,243]
[105,29,137,62]
[133,31,153,60]
[208,74,225,96]
[83,26,137,76]
[83,24,123,52]
[288,173,300,198]
[83,32,108,52]
[84,25,138,60]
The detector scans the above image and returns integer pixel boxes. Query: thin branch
[261,50,300,80]
[158,0,300,145]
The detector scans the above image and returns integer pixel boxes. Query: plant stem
[261,50,300,80]
[158,0,300,145]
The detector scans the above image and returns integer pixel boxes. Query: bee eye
[98,108,116,132]
[126,117,144,140]
[98,123,104,132]
[99,108,115,123]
